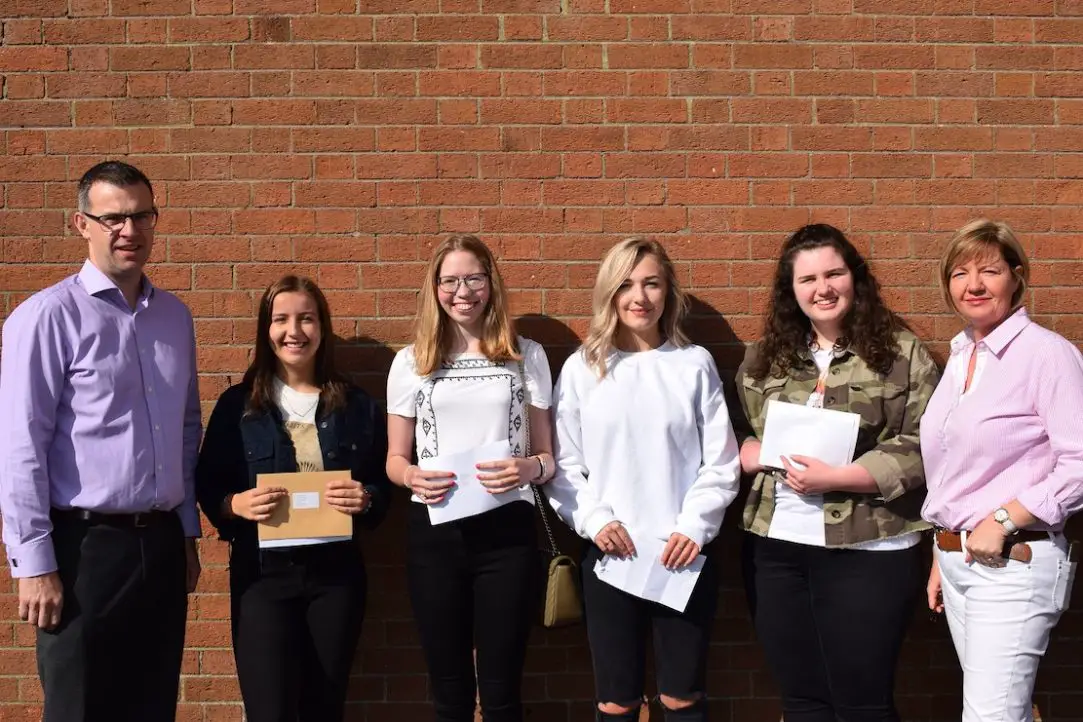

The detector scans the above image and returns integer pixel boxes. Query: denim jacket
[195,381,391,553]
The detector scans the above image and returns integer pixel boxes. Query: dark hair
[748,224,902,380]
[243,276,348,416]
[77,161,154,212]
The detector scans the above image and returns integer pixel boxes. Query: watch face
[994,508,1008,522]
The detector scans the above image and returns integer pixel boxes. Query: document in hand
[256,470,353,548]
[420,440,527,525]
[592,532,705,612]
[758,399,860,470]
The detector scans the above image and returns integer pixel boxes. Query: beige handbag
[519,361,582,628]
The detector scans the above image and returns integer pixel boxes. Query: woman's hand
[964,514,1010,567]
[739,439,764,475]
[476,457,538,494]
[927,554,944,613]
[230,487,287,522]
[325,479,370,515]
[404,465,456,505]
[594,521,636,558]
[780,455,839,495]
[661,533,701,570]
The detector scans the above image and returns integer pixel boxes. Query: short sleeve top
[387,336,552,461]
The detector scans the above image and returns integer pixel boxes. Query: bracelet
[403,465,418,490]
[532,454,547,482]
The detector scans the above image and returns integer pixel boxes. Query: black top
[195,381,391,553]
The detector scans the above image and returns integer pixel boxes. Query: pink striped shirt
[920,308,1083,531]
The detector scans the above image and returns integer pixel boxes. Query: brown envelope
[256,471,353,543]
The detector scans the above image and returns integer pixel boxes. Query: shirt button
[320,422,328,429]
[826,397,834,404]
[831,368,839,375]
[154,424,160,431]
[146,386,153,393]
[157,464,163,471]
[327,451,336,459]
[831,510,841,519]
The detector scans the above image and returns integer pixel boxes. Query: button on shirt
[0,260,202,577]
[920,307,1083,531]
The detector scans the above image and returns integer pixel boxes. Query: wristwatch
[993,507,1019,535]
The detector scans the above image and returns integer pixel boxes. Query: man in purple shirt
[0,161,202,722]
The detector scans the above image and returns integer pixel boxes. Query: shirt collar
[77,259,154,305]
[949,306,1030,356]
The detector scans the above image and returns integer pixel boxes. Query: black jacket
[195,381,391,552]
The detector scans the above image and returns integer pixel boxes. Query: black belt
[51,507,176,528]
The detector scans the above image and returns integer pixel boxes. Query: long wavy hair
[583,236,690,377]
[244,275,349,416]
[412,234,519,376]
[748,224,902,380]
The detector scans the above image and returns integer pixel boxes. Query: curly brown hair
[748,224,903,380]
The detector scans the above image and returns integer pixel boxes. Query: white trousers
[935,534,1073,722]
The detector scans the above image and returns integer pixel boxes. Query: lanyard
[807,364,831,409]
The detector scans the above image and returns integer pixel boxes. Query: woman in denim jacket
[196,275,391,722]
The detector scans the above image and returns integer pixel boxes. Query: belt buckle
[133,512,149,528]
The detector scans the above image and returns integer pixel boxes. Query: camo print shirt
[734,329,941,547]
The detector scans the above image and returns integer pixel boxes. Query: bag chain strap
[519,359,561,558]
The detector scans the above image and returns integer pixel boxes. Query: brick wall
[2,0,1083,720]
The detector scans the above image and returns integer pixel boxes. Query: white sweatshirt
[546,342,741,548]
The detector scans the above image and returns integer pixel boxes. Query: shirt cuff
[1016,487,1064,528]
[178,502,203,538]
[674,522,709,549]
[582,507,619,542]
[854,452,905,502]
[6,536,58,578]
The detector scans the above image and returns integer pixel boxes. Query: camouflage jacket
[734,329,941,547]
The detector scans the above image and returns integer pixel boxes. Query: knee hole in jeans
[598,701,641,714]
[658,694,701,711]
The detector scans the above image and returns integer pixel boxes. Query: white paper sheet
[592,532,705,612]
[291,491,319,510]
[758,399,861,470]
[420,440,527,525]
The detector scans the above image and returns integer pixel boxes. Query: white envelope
[592,532,705,613]
[419,440,528,525]
[758,399,861,470]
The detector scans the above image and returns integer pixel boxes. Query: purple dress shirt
[0,260,202,578]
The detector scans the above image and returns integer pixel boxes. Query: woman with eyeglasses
[385,234,556,722]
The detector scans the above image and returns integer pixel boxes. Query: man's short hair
[77,161,154,213]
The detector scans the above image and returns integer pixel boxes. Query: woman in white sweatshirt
[546,236,741,722]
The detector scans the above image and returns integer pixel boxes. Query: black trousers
[230,540,367,722]
[580,543,718,717]
[406,500,541,722]
[743,535,922,722]
[38,511,188,722]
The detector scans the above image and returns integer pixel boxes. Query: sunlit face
[948,252,1020,334]
[436,250,491,332]
[615,254,667,337]
[73,181,155,285]
[791,246,855,331]
[269,291,322,376]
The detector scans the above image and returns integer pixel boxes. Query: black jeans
[230,540,367,722]
[407,500,541,722]
[581,543,717,721]
[38,511,188,722]
[743,535,922,722]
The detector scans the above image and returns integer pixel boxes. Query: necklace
[280,387,320,419]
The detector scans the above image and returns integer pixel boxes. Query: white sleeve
[545,354,618,542]
[673,351,741,548]
[386,346,421,418]
[522,338,553,410]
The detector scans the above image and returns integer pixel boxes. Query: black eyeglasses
[82,208,159,232]
[437,273,489,293]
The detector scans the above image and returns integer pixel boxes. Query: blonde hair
[413,234,520,376]
[582,237,689,377]
[939,218,1030,313]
